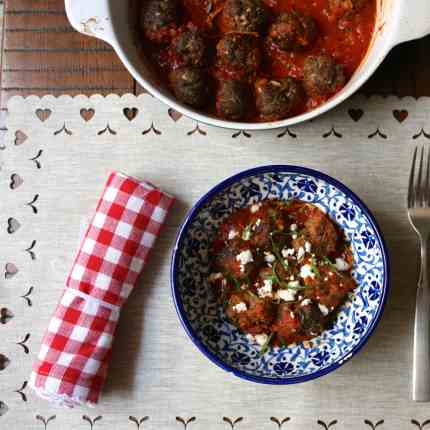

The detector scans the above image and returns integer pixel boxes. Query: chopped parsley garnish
[279,337,288,348]
[264,264,306,291]
[311,256,320,278]
[270,237,289,270]
[225,273,242,292]
[259,332,274,356]
[242,222,253,241]
[322,257,341,276]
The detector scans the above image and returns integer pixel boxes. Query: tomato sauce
[209,199,357,351]
[140,0,377,121]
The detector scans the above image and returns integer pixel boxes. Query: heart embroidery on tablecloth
[348,108,364,122]
[168,108,183,122]
[14,130,28,145]
[5,263,18,279]
[7,217,21,234]
[393,109,408,123]
[80,108,95,122]
[10,173,23,190]
[123,107,139,121]
[35,109,51,122]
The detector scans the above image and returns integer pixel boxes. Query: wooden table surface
[0,0,429,112]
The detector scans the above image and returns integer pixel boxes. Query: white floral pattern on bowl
[171,165,389,384]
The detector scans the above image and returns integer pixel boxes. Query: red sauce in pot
[140,0,376,121]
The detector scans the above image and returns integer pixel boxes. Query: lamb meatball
[303,55,345,96]
[255,77,304,121]
[329,0,367,16]
[216,34,261,81]
[226,291,275,334]
[170,27,206,68]
[216,80,251,120]
[141,0,178,43]
[169,67,210,108]
[267,11,318,52]
[222,0,268,33]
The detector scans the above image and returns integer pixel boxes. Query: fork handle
[413,241,430,401]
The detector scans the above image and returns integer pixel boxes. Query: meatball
[168,67,210,108]
[222,0,268,33]
[296,302,325,337]
[226,291,275,334]
[170,28,206,67]
[255,77,304,121]
[267,11,318,52]
[329,0,367,16]
[216,34,261,81]
[216,80,251,120]
[215,246,258,280]
[303,206,338,255]
[141,0,178,43]
[303,55,346,96]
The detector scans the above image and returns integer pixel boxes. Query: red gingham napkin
[29,172,174,407]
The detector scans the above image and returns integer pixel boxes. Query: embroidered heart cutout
[10,173,23,190]
[168,108,183,122]
[123,107,138,121]
[0,308,13,324]
[14,130,28,145]
[7,217,20,234]
[35,109,52,122]
[393,109,408,123]
[5,263,18,279]
[0,354,10,371]
[348,108,364,122]
[80,108,95,122]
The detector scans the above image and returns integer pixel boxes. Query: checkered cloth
[29,172,174,407]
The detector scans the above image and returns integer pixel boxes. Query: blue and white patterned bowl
[171,165,389,384]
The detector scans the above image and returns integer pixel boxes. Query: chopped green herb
[247,290,258,299]
[259,332,274,356]
[280,337,288,348]
[242,223,253,241]
[225,274,242,292]
[322,256,340,275]
[311,256,320,278]
[270,237,289,270]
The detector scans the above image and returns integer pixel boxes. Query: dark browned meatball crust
[303,55,345,96]
[267,11,318,52]
[169,67,210,108]
[141,0,178,43]
[255,77,304,121]
[222,0,268,33]
[216,80,251,120]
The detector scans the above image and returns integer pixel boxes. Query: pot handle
[64,0,115,45]
[395,0,430,45]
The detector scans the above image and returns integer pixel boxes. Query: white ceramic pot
[65,0,430,131]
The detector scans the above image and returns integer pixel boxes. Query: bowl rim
[170,164,390,384]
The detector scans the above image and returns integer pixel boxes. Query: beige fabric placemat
[0,94,429,429]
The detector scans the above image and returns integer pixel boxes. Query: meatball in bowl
[171,165,389,384]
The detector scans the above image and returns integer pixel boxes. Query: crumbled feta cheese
[290,311,295,319]
[250,203,261,213]
[254,333,269,346]
[236,249,253,272]
[258,279,273,298]
[318,303,329,316]
[282,248,295,258]
[335,257,350,271]
[208,272,223,282]
[290,223,298,231]
[300,264,315,280]
[323,277,329,282]
[233,302,247,313]
[264,252,276,263]
[301,298,312,306]
[297,246,305,261]
[289,275,295,281]
[254,218,261,228]
[292,234,298,240]
[304,241,312,253]
[228,229,239,240]
[240,284,248,290]
[277,289,296,302]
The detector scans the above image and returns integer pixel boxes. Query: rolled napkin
[29,172,174,407]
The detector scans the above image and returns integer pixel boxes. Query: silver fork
[408,146,430,401]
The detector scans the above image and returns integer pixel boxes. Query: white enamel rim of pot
[65,0,430,131]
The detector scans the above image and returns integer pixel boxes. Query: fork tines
[408,146,430,208]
